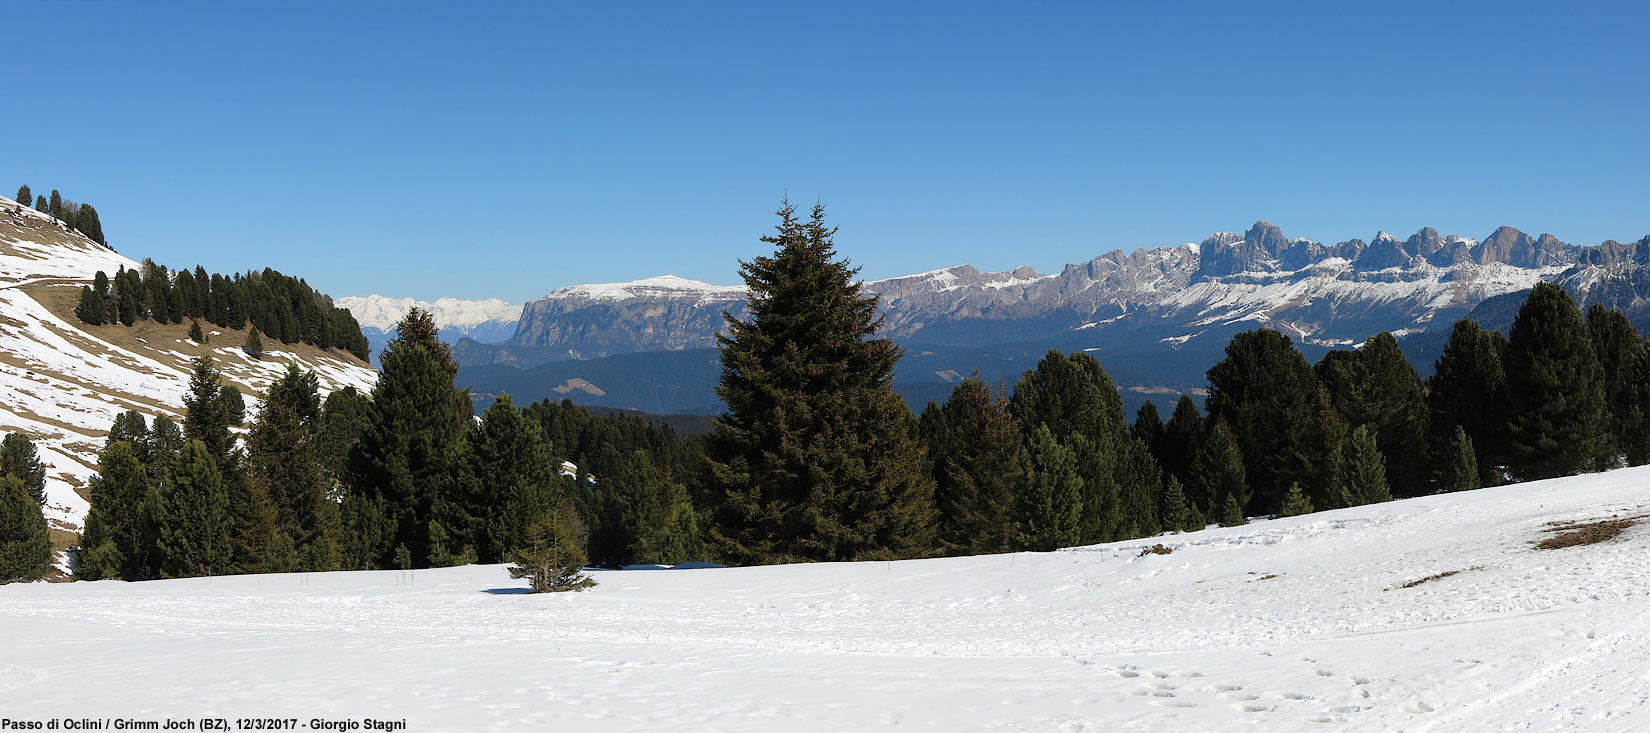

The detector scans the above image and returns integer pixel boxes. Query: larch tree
[707,201,936,564]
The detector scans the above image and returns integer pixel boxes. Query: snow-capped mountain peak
[335,294,522,332]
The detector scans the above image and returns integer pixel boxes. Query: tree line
[14,184,106,247]
[42,201,1646,588]
[75,261,370,360]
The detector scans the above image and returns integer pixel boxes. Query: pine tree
[1317,334,1428,495]
[1504,283,1611,480]
[1114,437,1162,540]
[1278,482,1313,517]
[78,439,156,580]
[1587,304,1643,466]
[156,440,233,577]
[77,285,107,325]
[1218,493,1246,527]
[47,190,62,220]
[14,185,28,207]
[1009,350,1126,543]
[920,375,1021,555]
[1,433,47,505]
[1205,329,1322,515]
[1160,476,1195,532]
[1013,424,1082,552]
[1336,425,1391,506]
[1187,419,1247,516]
[75,203,105,245]
[473,394,555,564]
[1427,318,1509,485]
[1132,400,1164,452]
[247,364,327,550]
[0,475,51,583]
[182,356,233,464]
[1445,426,1480,493]
[188,319,205,343]
[243,329,264,359]
[707,201,937,564]
[34,195,45,213]
[508,507,596,593]
[1160,395,1205,495]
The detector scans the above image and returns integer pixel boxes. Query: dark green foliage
[1160,476,1197,532]
[318,386,370,483]
[1160,395,1205,496]
[1013,424,1082,551]
[1113,437,1162,540]
[248,365,328,553]
[0,475,51,583]
[508,507,596,593]
[1187,419,1246,515]
[157,440,233,577]
[244,328,264,359]
[76,285,106,325]
[78,440,154,580]
[1504,283,1611,480]
[919,375,1021,555]
[34,195,45,212]
[1205,329,1322,515]
[1,433,47,505]
[188,319,205,343]
[1217,493,1246,527]
[344,309,473,568]
[183,356,233,464]
[84,265,369,360]
[1009,349,1127,448]
[75,203,105,245]
[1132,400,1164,450]
[1426,318,1509,485]
[108,410,149,448]
[472,394,555,564]
[707,201,936,564]
[1586,304,1648,465]
[593,449,700,567]
[15,185,28,207]
[1316,333,1428,495]
[1445,426,1480,493]
[1278,482,1313,517]
[48,190,61,220]
[1334,425,1391,506]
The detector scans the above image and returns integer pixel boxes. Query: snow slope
[3,466,1648,730]
[0,197,379,549]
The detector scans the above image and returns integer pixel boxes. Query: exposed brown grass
[1139,543,1173,557]
[1537,518,1639,550]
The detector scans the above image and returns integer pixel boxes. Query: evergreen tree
[0,433,47,505]
[594,449,699,567]
[78,439,156,580]
[188,319,205,343]
[919,375,1021,555]
[247,364,327,550]
[707,201,936,564]
[1013,424,1082,552]
[472,394,555,564]
[1113,437,1162,540]
[344,309,472,568]
[1217,493,1246,527]
[243,329,264,359]
[182,356,233,464]
[75,203,105,245]
[1278,482,1313,517]
[1132,400,1164,452]
[115,268,140,326]
[1335,425,1391,506]
[1317,333,1428,495]
[1426,318,1509,485]
[1503,283,1611,480]
[1587,304,1644,465]
[1160,395,1205,493]
[1186,419,1247,516]
[508,506,596,593]
[0,475,50,583]
[34,195,45,213]
[1445,426,1480,493]
[48,190,62,220]
[76,285,107,325]
[156,440,233,577]
[1009,350,1126,543]
[1205,329,1322,515]
[14,185,28,207]
[1160,476,1195,532]
[318,386,370,483]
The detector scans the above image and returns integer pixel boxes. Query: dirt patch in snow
[1536,517,1639,550]
[1139,544,1173,557]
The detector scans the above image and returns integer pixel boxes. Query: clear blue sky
[10,1,1648,303]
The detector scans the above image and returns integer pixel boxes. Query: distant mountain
[459,221,1650,416]
[337,294,521,362]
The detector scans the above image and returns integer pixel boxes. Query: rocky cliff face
[487,222,1634,367]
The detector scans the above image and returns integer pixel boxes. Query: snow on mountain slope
[3,466,1648,730]
[0,198,378,554]
[336,294,522,332]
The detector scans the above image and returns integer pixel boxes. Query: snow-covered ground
[4,467,1648,731]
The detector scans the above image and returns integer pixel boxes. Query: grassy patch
[1138,543,1173,557]
[1537,517,1640,550]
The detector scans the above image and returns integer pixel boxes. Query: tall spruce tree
[0,433,47,505]
[1114,437,1163,540]
[1317,333,1428,495]
[1426,318,1509,485]
[1009,350,1126,544]
[1445,426,1480,493]
[919,375,1021,555]
[1586,304,1646,465]
[77,285,107,325]
[34,195,45,213]
[47,190,62,220]
[0,475,51,583]
[1188,418,1247,515]
[14,185,28,207]
[75,203,105,245]
[1160,395,1205,494]
[707,201,937,564]
[156,440,233,577]
[344,308,472,568]
[1013,424,1083,552]
[472,393,556,564]
[1503,283,1611,480]
[247,364,327,551]
[1205,329,1321,515]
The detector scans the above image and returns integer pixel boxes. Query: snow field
[3,467,1649,730]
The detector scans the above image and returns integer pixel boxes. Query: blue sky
[9,1,1648,303]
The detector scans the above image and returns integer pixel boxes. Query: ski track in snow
[4,468,1650,730]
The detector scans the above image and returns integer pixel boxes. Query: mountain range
[340,221,1650,416]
